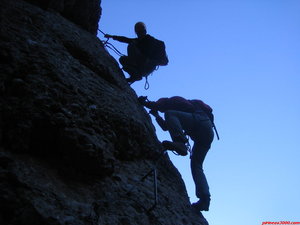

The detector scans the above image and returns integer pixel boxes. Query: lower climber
[138,95,215,212]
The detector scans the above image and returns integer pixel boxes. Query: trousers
[164,110,214,198]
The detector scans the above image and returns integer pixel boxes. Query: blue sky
[99,1,300,224]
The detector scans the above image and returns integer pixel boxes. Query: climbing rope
[105,42,125,57]
[97,28,106,36]
[143,65,159,90]
[144,75,150,90]
[97,28,125,57]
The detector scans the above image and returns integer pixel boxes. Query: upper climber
[105,22,168,84]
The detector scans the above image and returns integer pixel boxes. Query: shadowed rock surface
[0,0,209,224]
[23,0,101,34]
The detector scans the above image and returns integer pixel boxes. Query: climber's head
[134,22,147,37]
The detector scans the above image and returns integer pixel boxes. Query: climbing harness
[168,135,191,157]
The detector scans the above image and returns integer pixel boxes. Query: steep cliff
[0,0,209,224]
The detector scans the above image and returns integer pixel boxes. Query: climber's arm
[149,110,168,131]
[104,34,134,43]
[138,96,168,131]
[138,97,169,111]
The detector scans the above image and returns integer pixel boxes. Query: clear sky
[98,1,300,224]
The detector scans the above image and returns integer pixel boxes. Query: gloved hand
[104,34,113,38]
[149,109,159,117]
[138,96,148,105]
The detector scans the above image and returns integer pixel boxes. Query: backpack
[149,38,168,66]
[140,35,169,66]
[189,99,220,140]
[189,100,214,122]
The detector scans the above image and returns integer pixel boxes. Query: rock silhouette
[0,0,209,224]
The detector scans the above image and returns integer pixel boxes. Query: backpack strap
[189,99,220,140]
[212,120,220,140]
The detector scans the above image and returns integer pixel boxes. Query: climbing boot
[162,141,188,156]
[173,135,188,144]
[191,197,211,212]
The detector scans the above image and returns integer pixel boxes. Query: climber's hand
[149,109,159,117]
[138,96,148,105]
[104,34,113,38]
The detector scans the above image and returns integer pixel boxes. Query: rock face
[23,0,101,34]
[0,0,209,224]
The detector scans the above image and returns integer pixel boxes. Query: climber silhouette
[138,96,215,212]
[105,22,168,84]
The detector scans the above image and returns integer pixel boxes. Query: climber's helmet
[135,22,147,37]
